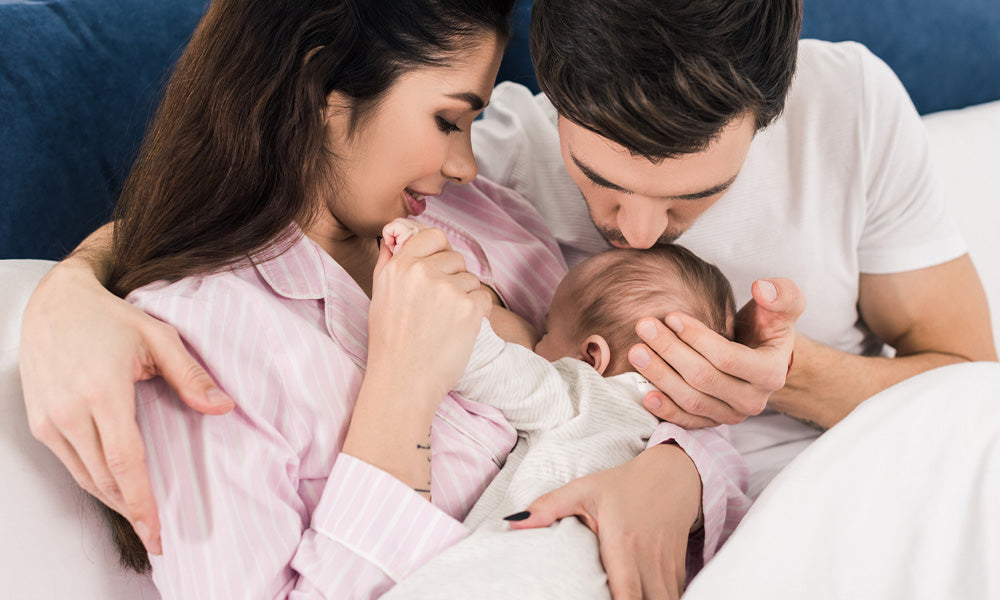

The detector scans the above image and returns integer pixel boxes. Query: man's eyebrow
[570,152,738,200]
[447,92,486,111]
[571,153,630,193]
[674,175,739,201]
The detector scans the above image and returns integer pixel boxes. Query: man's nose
[617,198,669,249]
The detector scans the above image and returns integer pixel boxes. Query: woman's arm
[130,228,491,598]
[129,294,468,599]
[19,223,234,555]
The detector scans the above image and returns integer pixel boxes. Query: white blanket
[386,362,1000,599]
[686,361,1000,599]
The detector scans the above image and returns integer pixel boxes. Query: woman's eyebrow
[447,91,486,111]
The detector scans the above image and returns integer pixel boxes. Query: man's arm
[636,255,996,430]
[771,254,997,428]
[61,222,115,283]
[18,222,233,556]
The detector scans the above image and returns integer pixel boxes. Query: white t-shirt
[471,40,967,486]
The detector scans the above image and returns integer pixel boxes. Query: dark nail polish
[503,510,531,522]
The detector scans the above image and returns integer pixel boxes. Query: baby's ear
[580,334,612,376]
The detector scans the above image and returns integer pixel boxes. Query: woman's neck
[305,222,379,297]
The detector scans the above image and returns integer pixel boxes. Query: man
[476,0,993,432]
[464,0,996,595]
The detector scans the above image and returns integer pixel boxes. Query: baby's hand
[381,218,429,256]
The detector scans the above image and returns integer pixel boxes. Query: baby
[381,218,740,599]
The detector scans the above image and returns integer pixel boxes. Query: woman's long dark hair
[103,0,514,573]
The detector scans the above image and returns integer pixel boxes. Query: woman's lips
[403,188,427,216]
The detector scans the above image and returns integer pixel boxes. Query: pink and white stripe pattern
[128,177,746,598]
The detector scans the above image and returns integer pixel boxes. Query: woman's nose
[443,136,478,184]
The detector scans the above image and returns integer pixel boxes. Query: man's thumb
[751,278,806,321]
[153,340,233,414]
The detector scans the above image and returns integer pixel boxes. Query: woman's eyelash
[435,116,462,134]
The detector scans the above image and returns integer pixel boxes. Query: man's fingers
[43,429,124,512]
[641,391,720,428]
[653,313,785,403]
[93,408,163,555]
[751,278,806,320]
[736,278,806,346]
[628,338,746,424]
[149,326,233,415]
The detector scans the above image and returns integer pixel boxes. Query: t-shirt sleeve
[854,43,967,273]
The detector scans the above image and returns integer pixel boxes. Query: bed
[2,0,998,597]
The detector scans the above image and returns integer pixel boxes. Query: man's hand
[18,258,234,555]
[629,278,805,428]
[507,444,702,600]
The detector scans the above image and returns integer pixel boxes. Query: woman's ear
[580,334,612,375]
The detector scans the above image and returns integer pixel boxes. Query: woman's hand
[344,227,492,496]
[629,278,805,428]
[507,444,702,600]
[367,226,493,400]
[18,257,234,555]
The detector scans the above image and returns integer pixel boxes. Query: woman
[19,0,739,597]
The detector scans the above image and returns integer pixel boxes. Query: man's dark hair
[530,0,802,160]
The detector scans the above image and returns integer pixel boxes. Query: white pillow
[0,260,158,599]
[923,99,1000,348]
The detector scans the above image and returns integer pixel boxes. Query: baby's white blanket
[386,362,1000,599]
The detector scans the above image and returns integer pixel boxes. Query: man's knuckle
[714,350,740,373]
[27,414,57,441]
[122,495,149,520]
[95,474,123,499]
[104,448,136,477]
[651,336,678,357]
[690,365,716,389]
[674,391,704,414]
[721,412,743,426]
[47,401,84,430]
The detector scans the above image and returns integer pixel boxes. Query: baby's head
[535,245,735,376]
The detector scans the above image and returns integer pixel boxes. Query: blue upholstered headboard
[2,0,999,260]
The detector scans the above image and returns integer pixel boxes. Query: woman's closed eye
[435,116,462,134]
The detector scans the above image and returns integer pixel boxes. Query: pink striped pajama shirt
[128,177,749,599]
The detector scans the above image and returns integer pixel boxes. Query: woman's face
[313,33,505,246]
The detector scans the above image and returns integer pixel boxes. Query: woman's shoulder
[127,259,271,319]
[417,178,568,332]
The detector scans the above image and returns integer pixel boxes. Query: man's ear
[580,334,612,375]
